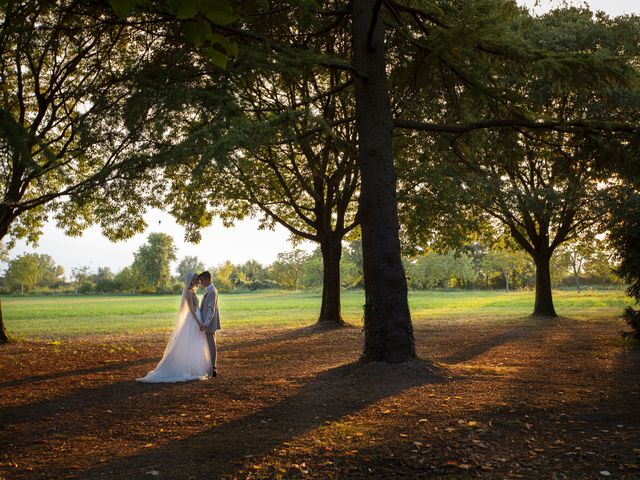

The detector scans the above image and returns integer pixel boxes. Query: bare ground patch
[1,317,639,479]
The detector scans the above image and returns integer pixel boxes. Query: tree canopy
[395,6,640,317]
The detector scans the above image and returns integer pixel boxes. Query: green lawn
[0,289,629,339]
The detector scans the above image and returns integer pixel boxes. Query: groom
[198,271,221,378]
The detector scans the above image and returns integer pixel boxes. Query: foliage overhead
[0,0,182,248]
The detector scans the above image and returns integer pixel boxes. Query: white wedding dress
[137,273,211,383]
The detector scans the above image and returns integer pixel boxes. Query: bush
[78,281,95,294]
[95,278,117,294]
[248,279,279,291]
[608,191,640,343]
[622,307,640,343]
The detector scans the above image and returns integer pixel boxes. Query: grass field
[0,288,630,339]
[2,288,639,479]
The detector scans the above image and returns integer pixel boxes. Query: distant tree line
[0,233,620,295]
[404,240,618,292]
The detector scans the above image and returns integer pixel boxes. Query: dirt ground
[1,316,639,479]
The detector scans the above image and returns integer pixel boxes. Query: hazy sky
[4,0,639,277]
[5,210,306,277]
[520,0,640,16]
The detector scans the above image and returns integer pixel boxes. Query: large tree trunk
[318,236,345,326]
[0,300,8,344]
[533,254,557,317]
[351,0,416,363]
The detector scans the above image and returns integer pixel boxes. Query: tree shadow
[0,324,359,436]
[0,323,344,395]
[69,359,445,480]
[0,357,160,389]
[223,323,355,353]
[440,317,559,364]
[0,377,178,429]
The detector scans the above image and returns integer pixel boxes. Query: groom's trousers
[205,332,217,371]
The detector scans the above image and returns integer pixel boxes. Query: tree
[556,239,601,291]
[481,250,521,292]
[399,7,640,317]
[176,256,205,281]
[269,249,310,290]
[0,1,170,245]
[583,248,618,285]
[155,56,359,325]
[237,260,267,283]
[213,260,234,291]
[405,251,475,290]
[433,133,612,315]
[288,1,634,356]
[4,253,64,293]
[341,239,364,289]
[114,266,141,294]
[71,266,92,295]
[0,243,7,342]
[301,248,324,290]
[117,1,638,361]
[131,233,177,291]
[39,255,65,289]
[0,0,180,339]
[93,267,117,293]
[609,190,640,342]
[4,254,39,293]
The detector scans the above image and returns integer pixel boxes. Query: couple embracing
[137,271,221,383]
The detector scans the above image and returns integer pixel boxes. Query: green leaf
[182,18,212,48]
[201,0,239,25]
[210,33,238,58]
[173,0,199,19]
[166,0,181,13]
[109,0,135,18]
[205,46,228,69]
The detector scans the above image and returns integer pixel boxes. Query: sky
[3,0,639,278]
[4,210,310,277]
[520,0,640,16]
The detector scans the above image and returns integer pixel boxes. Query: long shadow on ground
[439,317,559,364]
[73,360,444,480]
[0,357,159,389]
[222,323,353,353]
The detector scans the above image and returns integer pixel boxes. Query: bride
[137,272,212,382]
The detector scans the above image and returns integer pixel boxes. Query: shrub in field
[248,279,279,291]
[78,282,96,294]
[95,278,118,294]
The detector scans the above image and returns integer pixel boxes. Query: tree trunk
[504,271,510,292]
[318,236,345,326]
[0,299,8,344]
[533,254,557,317]
[351,0,416,363]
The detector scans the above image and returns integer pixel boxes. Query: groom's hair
[199,271,212,281]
